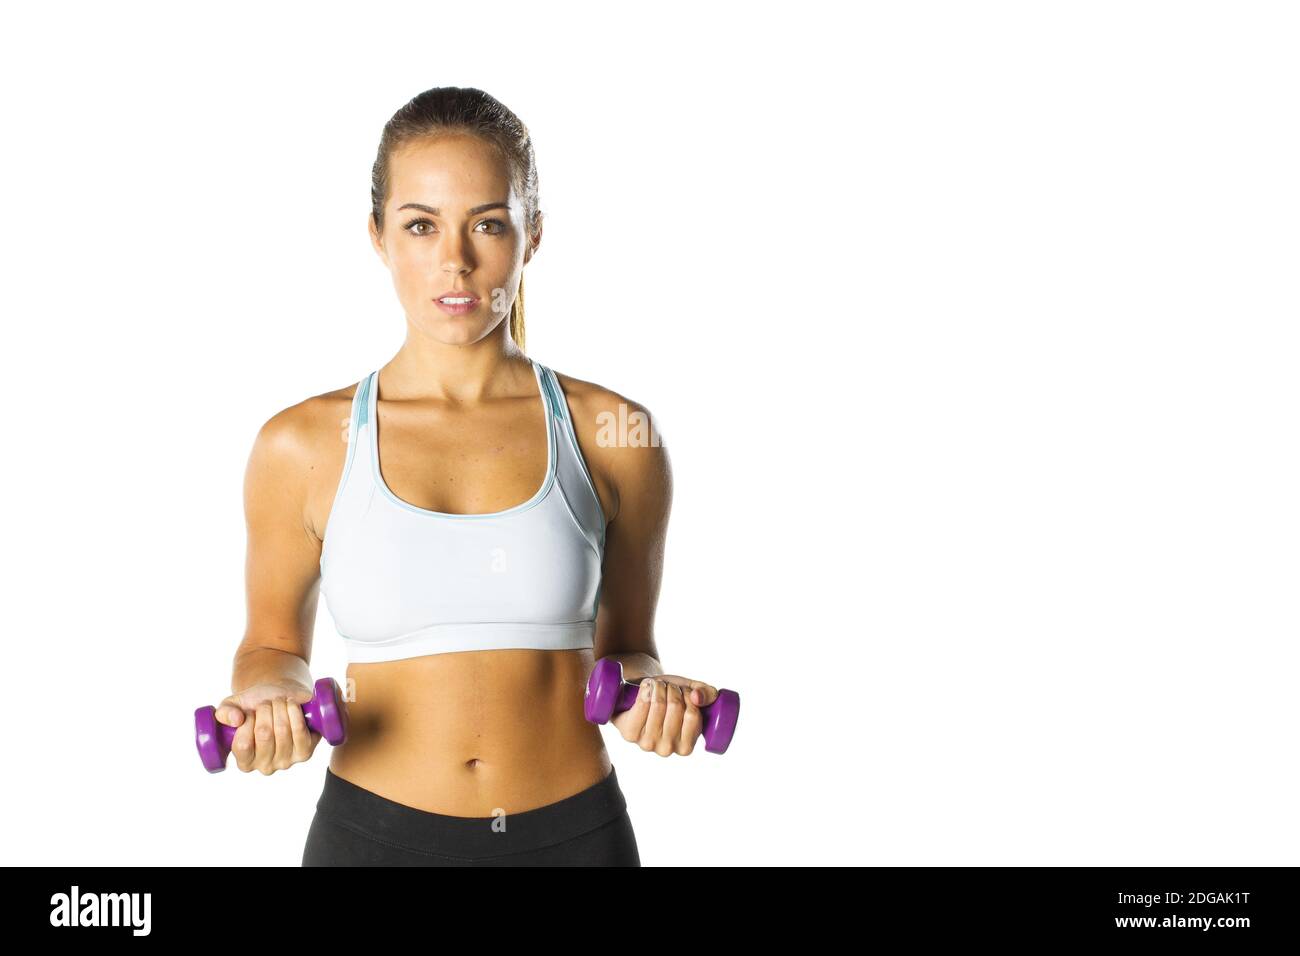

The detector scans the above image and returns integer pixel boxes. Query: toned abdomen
[327,647,612,817]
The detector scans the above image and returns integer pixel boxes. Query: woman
[214,87,721,866]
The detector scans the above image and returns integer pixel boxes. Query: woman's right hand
[214,681,322,775]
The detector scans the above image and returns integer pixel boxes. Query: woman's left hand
[610,675,719,756]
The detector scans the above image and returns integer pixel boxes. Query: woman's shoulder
[547,367,660,436]
[244,377,366,538]
[545,367,670,524]
[252,378,362,458]
[246,377,362,481]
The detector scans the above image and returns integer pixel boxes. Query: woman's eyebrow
[396,201,509,216]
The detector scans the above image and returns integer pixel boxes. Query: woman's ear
[523,211,543,266]
[368,213,390,267]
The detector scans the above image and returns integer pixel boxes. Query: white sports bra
[319,358,607,663]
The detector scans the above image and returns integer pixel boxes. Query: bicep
[593,432,673,660]
[240,411,323,662]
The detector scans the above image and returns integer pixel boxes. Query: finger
[610,678,652,741]
[216,699,244,728]
[678,686,702,755]
[656,683,686,757]
[232,708,256,773]
[253,701,276,774]
[638,679,666,753]
[271,697,293,771]
[690,683,718,708]
[286,695,315,763]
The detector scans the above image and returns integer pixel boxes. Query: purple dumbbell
[194,676,349,773]
[584,658,740,754]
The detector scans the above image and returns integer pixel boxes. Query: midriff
[327,646,612,817]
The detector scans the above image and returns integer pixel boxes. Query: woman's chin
[412,318,487,344]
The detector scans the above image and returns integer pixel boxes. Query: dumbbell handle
[210,703,328,753]
[195,676,348,773]
[585,658,740,754]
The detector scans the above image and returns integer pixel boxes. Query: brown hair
[370,87,540,351]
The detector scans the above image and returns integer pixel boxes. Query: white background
[2,1,1296,866]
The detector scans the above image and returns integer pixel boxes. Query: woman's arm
[571,384,719,755]
[558,379,672,683]
[595,426,670,681]
[210,399,339,774]
[232,404,326,696]
[593,410,671,685]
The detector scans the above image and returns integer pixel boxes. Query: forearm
[231,644,313,694]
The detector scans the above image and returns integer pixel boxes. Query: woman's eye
[402,218,506,236]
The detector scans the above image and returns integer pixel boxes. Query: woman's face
[369,133,538,346]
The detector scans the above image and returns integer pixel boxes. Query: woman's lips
[434,293,479,315]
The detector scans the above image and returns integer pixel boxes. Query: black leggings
[301,765,640,866]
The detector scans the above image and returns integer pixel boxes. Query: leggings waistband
[312,766,629,859]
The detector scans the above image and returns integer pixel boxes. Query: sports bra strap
[356,372,374,430]
[537,364,569,424]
